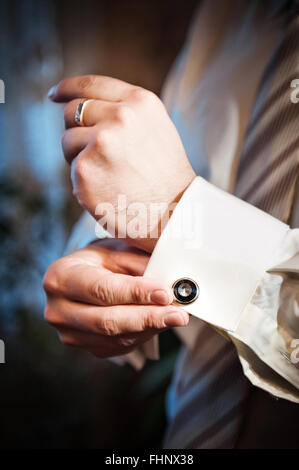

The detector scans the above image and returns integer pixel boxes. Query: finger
[64,98,118,129]
[57,326,162,355]
[70,241,150,276]
[92,242,150,275]
[110,249,150,276]
[46,298,189,335]
[61,127,92,164]
[52,262,174,306]
[48,75,136,103]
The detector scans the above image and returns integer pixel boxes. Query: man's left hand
[49,75,195,252]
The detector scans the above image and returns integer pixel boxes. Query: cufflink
[172,278,199,304]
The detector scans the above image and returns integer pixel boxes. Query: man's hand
[43,240,189,358]
[48,75,196,252]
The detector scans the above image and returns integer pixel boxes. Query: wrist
[127,173,196,253]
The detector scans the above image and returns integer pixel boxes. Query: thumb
[58,263,175,306]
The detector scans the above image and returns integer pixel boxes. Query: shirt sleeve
[143,176,299,402]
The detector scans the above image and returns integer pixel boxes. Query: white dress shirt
[66,0,299,404]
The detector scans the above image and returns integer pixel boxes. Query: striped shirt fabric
[163,3,299,449]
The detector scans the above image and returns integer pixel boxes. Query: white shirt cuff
[144,176,290,332]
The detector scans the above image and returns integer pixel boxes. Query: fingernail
[47,85,57,99]
[163,311,189,327]
[150,289,172,305]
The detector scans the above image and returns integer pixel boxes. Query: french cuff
[144,176,289,332]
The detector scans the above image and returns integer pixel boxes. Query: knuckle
[131,279,147,304]
[112,105,133,125]
[144,309,161,330]
[74,154,88,181]
[89,278,111,304]
[98,314,118,336]
[93,129,110,154]
[130,87,157,104]
[61,131,69,152]
[43,263,60,295]
[77,75,98,92]
[44,305,60,326]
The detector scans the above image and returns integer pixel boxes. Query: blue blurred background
[0,0,198,448]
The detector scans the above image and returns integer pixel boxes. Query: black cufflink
[172,278,199,304]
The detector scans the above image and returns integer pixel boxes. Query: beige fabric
[161,0,299,402]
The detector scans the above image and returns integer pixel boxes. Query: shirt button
[172,278,199,304]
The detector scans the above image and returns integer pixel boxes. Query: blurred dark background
[0,0,198,448]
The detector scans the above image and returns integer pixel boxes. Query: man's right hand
[43,239,189,358]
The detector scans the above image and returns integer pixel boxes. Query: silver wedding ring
[75,99,93,126]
